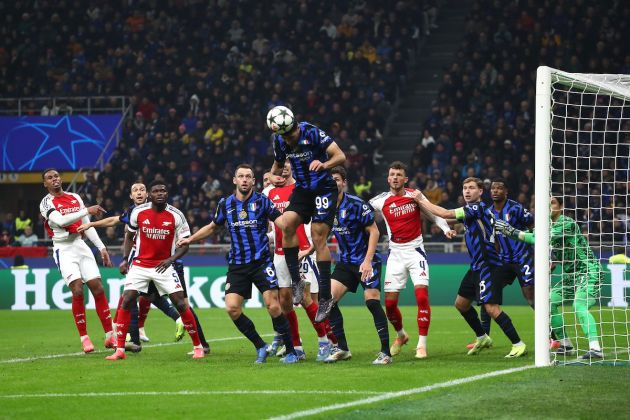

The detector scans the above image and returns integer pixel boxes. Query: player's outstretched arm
[359,222,380,281]
[177,222,217,247]
[412,190,456,219]
[77,215,121,233]
[495,220,535,245]
[418,199,457,239]
[47,205,106,227]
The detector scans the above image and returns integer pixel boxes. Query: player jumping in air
[268,109,346,322]
[264,161,337,361]
[178,164,299,364]
[495,196,603,360]
[39,168,116,353]
[369,161,455,359]
[106,180,204,360]
[325,167,392,365]
[414,177,528,358]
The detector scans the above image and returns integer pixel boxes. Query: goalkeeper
[495,197,603,360]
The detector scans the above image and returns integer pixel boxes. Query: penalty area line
[269,365,537,420]
[0,334,273,364]
[0,390,381,399]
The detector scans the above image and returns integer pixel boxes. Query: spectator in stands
[0,230,13,247]
[353,175,372,200]
[14,210,32,237]
[16,226,38,247]
[2,213,15,237]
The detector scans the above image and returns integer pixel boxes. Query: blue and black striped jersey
[214,192,281,265]
[273,121,334,190]
[456,201,502,279]
[491,199,533,264]
[331,193,380,266]
[119,204,136,226]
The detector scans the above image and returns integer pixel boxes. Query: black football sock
[272,314,295,355]
[494,311,521,344]
[317,261,332,300]
[329,303,349,351]
[461,307,486,337]
[480,305,491,335]
[366,299,390,356]
[283,246,302,286]
[233,314,266,349]
[128,299,140,345]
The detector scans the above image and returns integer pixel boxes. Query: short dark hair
[388,161,407,175]
[491,177,508,188]
[42,168,57,179]
[235,163,254,175]
[462,177,484,188]
[331,166,347,181]
[552,196,564,206]
[149,179,167,190]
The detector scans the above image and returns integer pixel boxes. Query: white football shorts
[274,253,319,294]
[384,245,430,292]
[52,236,101,285]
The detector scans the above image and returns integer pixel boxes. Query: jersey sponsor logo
[388,202,416,217]
[230,219,258,228]
[286,151,312,161]
[58,206,80,215]
[141,226,171,240]
[143,219,151,225]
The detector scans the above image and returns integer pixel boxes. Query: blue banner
[0,115,122,171]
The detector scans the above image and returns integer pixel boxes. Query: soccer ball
[266,106,295,135]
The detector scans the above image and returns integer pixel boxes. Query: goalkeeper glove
[495,219,520,240]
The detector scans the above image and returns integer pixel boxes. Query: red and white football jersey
[128,203,190,268]
[266,183,311,255]
[370,188,424,249]
[39,192,85,240]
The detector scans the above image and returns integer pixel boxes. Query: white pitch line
[269,365,537,420]
[0,390,381,399]
[0,334,273,364]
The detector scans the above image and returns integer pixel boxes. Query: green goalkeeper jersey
[550,215,602,288]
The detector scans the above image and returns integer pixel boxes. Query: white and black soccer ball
[266,106,295,135]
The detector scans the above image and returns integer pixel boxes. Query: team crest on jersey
[248,203,257,211]
[340,209,347,219]
[334,216,339,226]
[239,210,248,220]
[71,200,77,204]
[505,214,510,221]
[162,221,172,226]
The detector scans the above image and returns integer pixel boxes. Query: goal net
[535,67,630,366]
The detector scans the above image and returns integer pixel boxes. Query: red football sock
[71,295,88,336]
[179,307,201,347]
[138,296,151,328]
[115,308,131,349]
[415,287,431,336]
[385,298,404,332]
[304,302,327,337]
[114,295,124,324]
[323,320,337,344]
[93,292,113,333]
[286,310,302,346]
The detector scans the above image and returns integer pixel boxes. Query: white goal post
[535,66,630,366]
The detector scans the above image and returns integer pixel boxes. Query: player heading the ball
[267,105,346,323]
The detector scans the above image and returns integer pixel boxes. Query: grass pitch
[1,306,629,419]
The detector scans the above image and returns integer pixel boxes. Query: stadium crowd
[408,0,630,246]
[1,0,627,247]
[0,0,438,242]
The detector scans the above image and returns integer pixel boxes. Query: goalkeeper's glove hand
[495,219,520,239]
